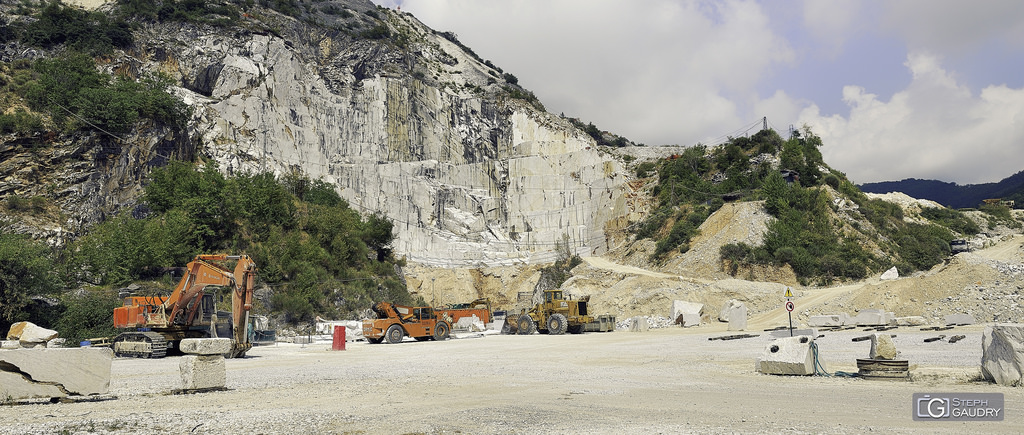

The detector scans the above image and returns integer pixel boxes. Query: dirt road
[3,327,1020,434]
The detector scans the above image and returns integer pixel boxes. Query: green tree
[0,233,63,330]
[761,171,788,216]
[55,289,121,345]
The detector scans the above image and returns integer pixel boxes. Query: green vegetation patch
[637,127,972,284]
[6,53,188,134]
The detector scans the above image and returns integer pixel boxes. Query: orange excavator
[112,254,258,358]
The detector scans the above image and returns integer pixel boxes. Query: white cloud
[390,0,794,146]
[800,53,1024,184]
[377,1,1023,184]
[801,0,863,57]
[881,0,1024,52]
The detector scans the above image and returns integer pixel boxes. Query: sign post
[784,287,795,337]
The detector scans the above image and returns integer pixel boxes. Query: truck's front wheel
[385,325,404,344]
[516,314,536,335]
[433,322,450,341]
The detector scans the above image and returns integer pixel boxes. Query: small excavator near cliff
[112,254,258,358]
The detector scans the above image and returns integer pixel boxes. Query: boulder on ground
[180,338,232,355]
[0,348,113,400]
[5,321,58,344]
[880,266,899,280]
[981,324,1024,387]
[869,334,898,360]
[757,336,819,376]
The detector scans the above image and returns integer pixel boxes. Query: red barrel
[332,325,346,351]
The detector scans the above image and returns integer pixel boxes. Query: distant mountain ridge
[859,170,1024,209]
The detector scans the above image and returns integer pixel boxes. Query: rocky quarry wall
[134,16,630,267]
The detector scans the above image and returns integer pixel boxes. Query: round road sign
[785,301,795,312]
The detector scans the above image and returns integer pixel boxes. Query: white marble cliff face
[161,26,629,267]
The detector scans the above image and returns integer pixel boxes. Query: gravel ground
[3,325,1022,434]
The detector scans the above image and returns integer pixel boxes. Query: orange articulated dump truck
[362,302,451,344]
[112,254,257,358]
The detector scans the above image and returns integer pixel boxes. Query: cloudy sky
[370,0,1024,185]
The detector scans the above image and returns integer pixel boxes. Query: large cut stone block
[179,338,232,355]
[455,315,486,332]
[808,314,845,327]
[945,314,975,326]
[671,301,703,324]
[5,321,58,344]
[869,334,898,360]
[718,299,741,322]
[629,317,649,332]
[681,313,701,327]
[981,324,1024,387]
[895,316,927,326]
[757,336,819,375]
[851,309,888,326]
[728,304,747,331]
[769,328,818,338]
[179,355,226,390]
[0,348,113,399]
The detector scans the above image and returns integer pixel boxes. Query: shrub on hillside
[21,53,187,133]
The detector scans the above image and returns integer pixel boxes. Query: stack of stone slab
[856,334,909,380]
[179,338,230,391]
[0,347,113,400]
[981,323,1024,386]
[756,335,820,376]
